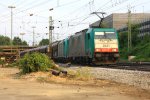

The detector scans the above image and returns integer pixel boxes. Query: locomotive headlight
[95,48,100,52]
[96,49,99,52]
[112,48,117,52]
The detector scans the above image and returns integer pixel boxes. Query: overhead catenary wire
[61,0,135,37]
[0,0,53,19]
[1,0,150,43]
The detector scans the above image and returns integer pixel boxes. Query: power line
[57,1,90,20]
[0,0,52,19]
[96,0,112,11]
[98,0,129,12]
[32,0,83,15]
[14,0,53,15]
[15,0,37,8]
[106,0,149,13]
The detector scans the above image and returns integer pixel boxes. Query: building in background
[90,13,150,36]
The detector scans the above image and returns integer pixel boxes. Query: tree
[22,41,28,46]
[118,23,140,49]
[0,35,11,45]
[131,24,140,46]
[13,37,28,46]
[118,32,128,49]
[13,37,22,45]
[39,39,49,46]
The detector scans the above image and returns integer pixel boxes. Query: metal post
[48,8,53,56]
[32,26,36,46]
[8,6,15,52]
[128,9,132,52]
[49,16,52,45]
[49,16,53,54]
[11,8,13,43]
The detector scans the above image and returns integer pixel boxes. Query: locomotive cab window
[105,32,116,39]
[95,32,116,39]
[95,32,104,39]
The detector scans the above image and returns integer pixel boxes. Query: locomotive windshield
[95,32,116,39]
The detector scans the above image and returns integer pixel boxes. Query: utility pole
[128,9,132,52]
[49,16,52,46]
[48,16,54,55]
[8,6,16,52]
[48,8,54,56]
[32,26,36,46]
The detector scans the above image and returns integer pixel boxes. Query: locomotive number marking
[103,44,110,47]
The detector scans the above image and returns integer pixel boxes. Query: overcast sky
[0,0,150,45]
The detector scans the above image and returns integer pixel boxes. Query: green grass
[132,43,150,61]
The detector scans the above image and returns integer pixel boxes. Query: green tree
[13,37,22,45]
[39,39,49,46]
[119,23,140,49]
[0,35,11,45]
[131,24,140,46]
[22,41,28,46]
[118,23,150,60]
[12,37,28,46]
[118,32,128,49]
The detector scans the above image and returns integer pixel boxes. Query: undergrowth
[19,52,55,74]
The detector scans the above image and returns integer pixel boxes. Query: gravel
[91,67,150,90]
[64,63,150,90]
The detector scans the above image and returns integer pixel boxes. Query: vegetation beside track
[18,52,56,74]
[118,23,150,62]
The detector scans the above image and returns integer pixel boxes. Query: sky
[0,0,150,45]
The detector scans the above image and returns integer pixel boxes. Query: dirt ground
[0,67,150,100]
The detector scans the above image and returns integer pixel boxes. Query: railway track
[92,62,150,72]
[59,62,150,72]
[117,62,150,66]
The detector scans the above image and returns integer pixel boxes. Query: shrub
[0,60,4,65]
[19,52,55,74]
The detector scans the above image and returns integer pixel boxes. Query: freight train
[20,28,119,65]
[52,28,119,65]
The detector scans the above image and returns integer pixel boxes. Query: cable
[96,0,112,11]
[0,0,52,19]
[15,0,38,8]
[57,1,90,20]
[15,0,53,15]
[107,0,149,13]
[31,0,83,16]
[95,0,128,12]
[58,0,112,24]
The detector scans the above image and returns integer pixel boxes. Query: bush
[0,60,4,65]
[19,52,55,74]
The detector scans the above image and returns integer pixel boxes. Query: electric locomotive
[85,28,119,64]
[52,28,119,65]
